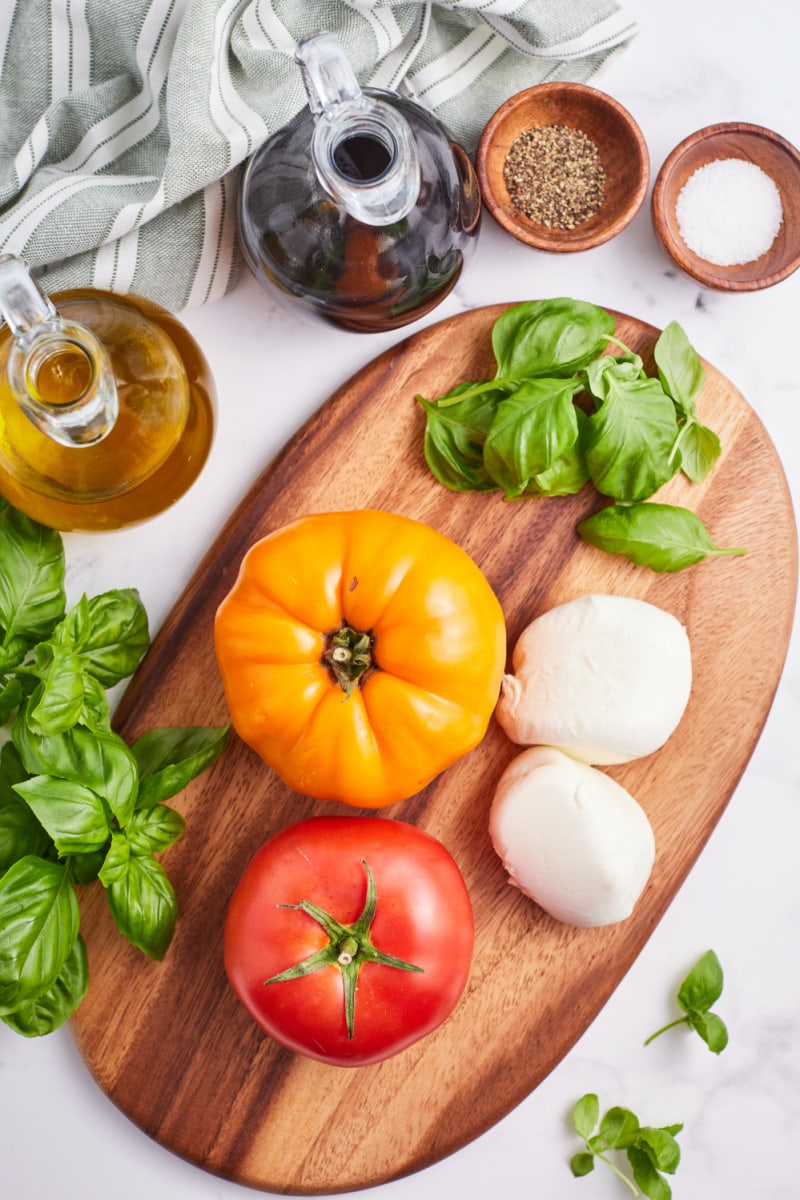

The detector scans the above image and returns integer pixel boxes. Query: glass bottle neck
[0,255,118,447]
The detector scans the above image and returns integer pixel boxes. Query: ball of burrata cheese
[489,746,655,927]
[495,593,692,764]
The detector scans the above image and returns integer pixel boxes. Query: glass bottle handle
[295,31,421,227]
[0,255,118,447]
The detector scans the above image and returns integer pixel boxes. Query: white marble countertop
[3,2,799,1197]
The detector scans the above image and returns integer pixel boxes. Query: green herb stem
[595,1152,640,1196]
[643,1016,689,1045]
[435,378,517,407]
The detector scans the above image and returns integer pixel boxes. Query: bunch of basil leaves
[0,501,228,1036]
[418,298,746,571]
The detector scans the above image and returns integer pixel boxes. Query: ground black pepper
[503,124,606,230]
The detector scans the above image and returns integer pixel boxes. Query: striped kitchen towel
[0,1,637,311]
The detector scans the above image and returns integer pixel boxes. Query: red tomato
[224,816,474,1066]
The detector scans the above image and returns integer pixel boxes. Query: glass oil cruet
[238,30,482,333]
[0,255,215,531]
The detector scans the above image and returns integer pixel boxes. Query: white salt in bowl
[652,122,800,291]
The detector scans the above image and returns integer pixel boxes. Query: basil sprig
[418,299,746,572]
[571,1094,683,1199]
[645,949,728,1053]
[0,501,229,1036]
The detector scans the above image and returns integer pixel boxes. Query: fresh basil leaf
[0,855,80,1014]
[98,831,131,887]
[654,320,705,415]
[76,589,150,686]
[627,1146,673,1200]
[0,799,51,871]
[0,740,27,804]
[13,719,139,828]
[636,1127,682,1174]
[484,378,581,497]
[687,1010,729,1053]
[54,593,91,650]
[127,805,185,855]
[0,506,66,663]
[13,775,111,856]
[25,643,86,735]
[522,408,590,496]
[131,724,229,810]
[570,1154,595,1178]
[573,1093,600,1139]
[0,677,23,723]
[583,352,645,398]
[598,1106,640,1150]
[70,848,106,885]
[578,503,748,572]
[107,853,177,960]
[419,387,500,492]
[676,421,721,485]
[78,673,111,732]
[677,948,725,1013]
[492,298,615,380]
[584,374,679,502]
[1,934,88,1036]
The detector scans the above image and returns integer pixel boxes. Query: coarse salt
[675,157,783,266]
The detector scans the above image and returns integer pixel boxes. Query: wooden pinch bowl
[475,82,649,252]
[651,123,800,291]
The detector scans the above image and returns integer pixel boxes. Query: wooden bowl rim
[475,81,650,253]
[651,121,800,291]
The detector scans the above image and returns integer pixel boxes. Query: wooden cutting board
[72,304,797,1195]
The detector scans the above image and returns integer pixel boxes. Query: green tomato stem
[322,623,374,697]
[265,860,424,1039]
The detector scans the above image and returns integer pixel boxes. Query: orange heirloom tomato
[213,509,506,806]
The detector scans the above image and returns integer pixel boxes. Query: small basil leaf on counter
[645,949,729,1052]
[598,1106,640,1150]
[107,852,178,960]
[578,503,748,572]
[1,935,88,1037]
[572,1094,600,1140]
[492,298,615,380]
[570,1154,595,1178]
[627,1145,673,1200]
[0,856,80,1015]
[13,776,111,856]
[131,724,230,810]
[570,1094,683,1197]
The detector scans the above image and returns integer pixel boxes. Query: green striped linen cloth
[0,1,637,311]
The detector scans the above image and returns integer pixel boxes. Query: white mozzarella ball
[489,746,655,927]
[495,593,692,764]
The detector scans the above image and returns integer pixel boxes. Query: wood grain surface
[71,304,797,1195]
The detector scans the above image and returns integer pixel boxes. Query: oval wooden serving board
[73,304,797,1195]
